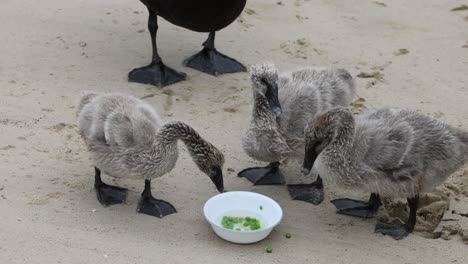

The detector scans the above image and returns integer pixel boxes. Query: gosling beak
[302,146,318,176]
[272,105,282,117]
[210,168,224,193]
[266,83,282,117]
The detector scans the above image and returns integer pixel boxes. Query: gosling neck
[156,121,216,164]
[325,114,356,160]
[252,88,276,125]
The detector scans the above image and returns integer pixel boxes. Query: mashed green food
[221,216,262,231]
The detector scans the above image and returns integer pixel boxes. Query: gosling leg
[375,195,419,240]
[94,167,128,206]
[128,7,186,87]
[137,180,177,218]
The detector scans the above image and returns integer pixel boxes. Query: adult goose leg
[137,180,177,218]
[94,167,128,206]
[287,175,324,205]
[129,8,186,87]
[375,195,419,240]
[238,161,285,185]
[331,193,382,218]
[184,32,246,75]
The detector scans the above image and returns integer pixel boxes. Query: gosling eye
[314,140,326,153]
[210,166,222,178]
[313,130,320,139]
[260,78,269,87]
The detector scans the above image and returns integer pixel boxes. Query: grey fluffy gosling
[77,92,225,218]
[239,62,355,205]
[302,106,468,239]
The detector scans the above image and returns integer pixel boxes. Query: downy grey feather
[77,92,224,181]
[307,107,468,198]
[243,62,356,163]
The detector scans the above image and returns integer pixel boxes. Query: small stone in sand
[351,97,367,114]
[366,80,377,88]
[223,108,238,113]
[373,1,387,7]
[244,8,256,15]
[1,145,16,151]
[296,38,308,46]
[393,48,409,56]
[162,89,175,96]
[140,94,155,100]
[357,71,384,81]
[50,122,67,131]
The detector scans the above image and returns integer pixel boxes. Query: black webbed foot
[375,195,419,240]
[95,184,128,206]
[137,196,177,218]
[287,176,324,205]
[238,162,285,185]
[184,47,246,75]
[331,193,381,218]
[94,167,127,206]
[129,62,186,87]
[375,221,412,240]
[137,180,177,218]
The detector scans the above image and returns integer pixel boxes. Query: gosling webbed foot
[95,184,128,206]
[331,193,381,218]
[137,196,177,218]
[375,221,412,240]
[137,179,177,218]
[94,167,127,206]
[128,61,186,87]
[184,47,246,76]
[287,176,324,205]
[238,162,285,185]
[375,195,418,240]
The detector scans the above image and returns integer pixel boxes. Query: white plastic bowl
[203,191,283,244]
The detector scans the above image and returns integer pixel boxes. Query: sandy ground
[1,0,468,263]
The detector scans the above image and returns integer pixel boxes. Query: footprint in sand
[350,97,367,114]
[280,38,312,59]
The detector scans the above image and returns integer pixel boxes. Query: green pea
[266,247,273,253]
[285,232,292,238]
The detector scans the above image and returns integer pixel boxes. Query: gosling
[77,92,225,218]
[302,107,468,239]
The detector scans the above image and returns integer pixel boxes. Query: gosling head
[302,107,353,176]
[192,143,225,193]
[250,62,282,116]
